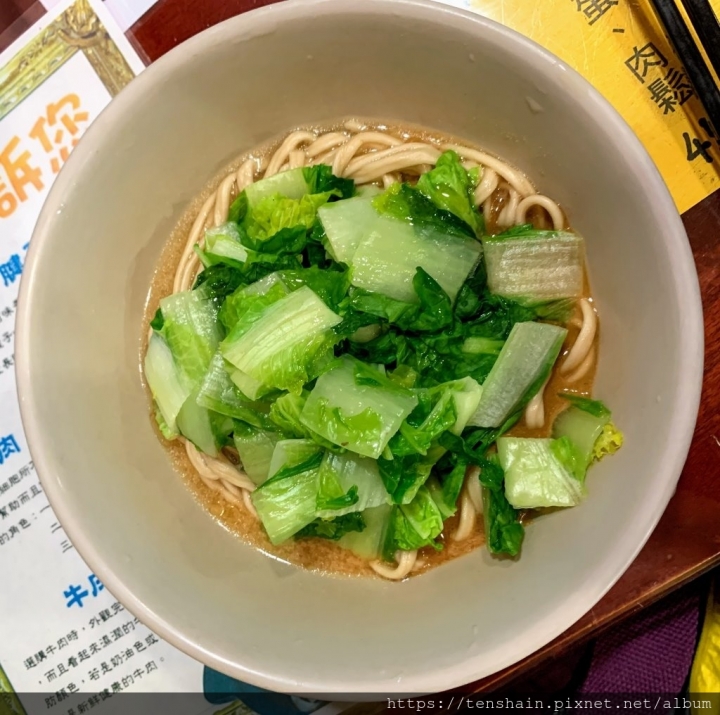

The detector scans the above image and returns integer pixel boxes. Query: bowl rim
[15,0,704,694]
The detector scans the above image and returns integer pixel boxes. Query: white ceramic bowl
[16,0,703,695]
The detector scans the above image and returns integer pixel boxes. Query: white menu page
[0,2,352,713]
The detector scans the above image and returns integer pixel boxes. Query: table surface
[3,0,720,696]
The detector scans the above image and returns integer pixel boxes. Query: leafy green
[145,333,191,437]
[479,456,524,556]
[389,386,458,457]
[427,452,468,517]
[387,365,419,389]
[498,436,585,509]
[400,269,453,332]
[160,291,221,384]
[470,321,567,428]
[219,280,288,332]
[384,487,444,555]
[317,484,359,512]
[221,286,342,394]
[490,224,563,239]
[266,392,335,450]
[416,150,481,236]
[338,504,392,559]
[438,416,515,464]
[482,232,584,302]
[317,191,379,264]
[315,451,390,517]
[278,266,350,310]
[462,337,504,355]
[200,223,249,269]
[268,392,311,437]
[176,388,221,456]
[340,269,453,335]
[440,456,468,513]
[295,512,365,541]
[240,225,309,255]
[377,451,438,505]
[306,219,337,268]
[454,260,487,320]
[300,356,418,458]
[244,167,309,206]
[193,265,247,306]
[242,192,335,243]
[228,191,248,224]
[150,308,164,332]
[251,467,320,545]
[233,253,303,288]
[154,405,176,440]
[549,435,587,483]
[552,403,611,477]
[343,289,414,326]
[529,299,577,323]
[302,165,355,200]
[315,450,361,512]
[372,183,475,239]
[593,422,624,461]
[436,424,524,556]
[233,423,278,485]
[197,351,273,426]
[262,450,324,487]
[559,393,611,419]
[350,213,481,304]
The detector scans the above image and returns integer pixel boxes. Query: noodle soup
[142,120,621,580]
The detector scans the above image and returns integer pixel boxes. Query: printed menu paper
[0,2,265,714]
[38,0,160,31]
[439,0,720,214]
[0,9,358,714]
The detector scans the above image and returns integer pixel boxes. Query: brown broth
[140,120,598,579]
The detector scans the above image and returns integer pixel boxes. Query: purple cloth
[578,584,702,693]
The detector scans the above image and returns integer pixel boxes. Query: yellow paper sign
[448,0,720,213]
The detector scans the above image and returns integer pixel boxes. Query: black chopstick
[677,0,720,80]
[648,0,720,137]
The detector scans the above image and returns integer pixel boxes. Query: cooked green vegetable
[415,150,481,236]
[146,157,621,568]
[197,223,249,268]
[553,394,623,475]
[243,167,309,206]
[251,466,321,544]
[300,356,418,458]
[593,422,624,461]
[373,181,476,240]
[553,403,610,474]
[315,451,390,518]
[497,437,585,508]
[296,512,366,541]
[221,285,342,394]
[480,456,525,557]
[338,504,392,558]
[482,231,585,302]
[197,351,267,424]
[470,321,567,428]
[144,332,191,438]
[318,191,380,263]
[384,486,445,554]
[349,214,482,303]
[233,424,279,485]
